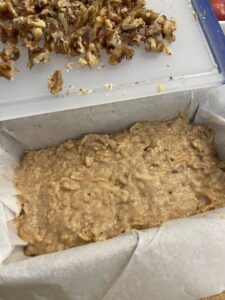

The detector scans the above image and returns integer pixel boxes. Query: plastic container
[0,0,225,121]
[1,86,225,300]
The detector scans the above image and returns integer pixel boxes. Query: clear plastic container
[0,0,225,121]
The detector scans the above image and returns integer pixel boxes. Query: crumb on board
[65,84,75,96]
[66,63,74,71]
[77,58,88,69]
[164,47,173,55]
[97,65,105,70]
[192,11,198,20]
[104,83,115,91]
[157,83,165,93]
[48,70,63,95]
[77,88,87,96]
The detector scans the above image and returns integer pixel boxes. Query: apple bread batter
[15,115,225,256]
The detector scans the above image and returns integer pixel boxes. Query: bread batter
[15,115,225,256]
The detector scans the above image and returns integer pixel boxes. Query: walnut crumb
[77,58,88,69]
[104,83,115,91]
[164,47,173,55]
[192,11,198,20]
[66,63,74,71]
[157,83,165,93]
[78,88,87,96]
[0,60,13,80]
[68,84,75,90]
[97,65,105,70]
[48,70,63,95]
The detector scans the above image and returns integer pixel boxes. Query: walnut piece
[0,0,17,19]
[0,44,20,61]
[48,70,63,94]
[0,60,13,79]
[0,0,176,80]
[0,44,20,79]
[28,45,49,68]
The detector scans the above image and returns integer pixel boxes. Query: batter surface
[15,115,225,256]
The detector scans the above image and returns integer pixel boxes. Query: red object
[210,0,225,21]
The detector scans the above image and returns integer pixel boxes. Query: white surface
[1,87,225,299]
[0,0,223,121]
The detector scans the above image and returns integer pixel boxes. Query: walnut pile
[48,69,63,94]
[0,0,176,80]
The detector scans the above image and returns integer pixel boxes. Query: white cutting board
[220,21,225,33]
[0,0,222,120]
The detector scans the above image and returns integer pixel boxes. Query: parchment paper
[0,87,225,300]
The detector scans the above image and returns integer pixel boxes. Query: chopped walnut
[122,16,145,31]
[0,0,17,19]
[77,57,88,69]
[146,37,165,53]
[163,19,176,43]
[0,44,20,61]
[48,70,63,95]
[27,44,49,68]
[0,44,19,80]
[84,43,99,68]
[0,60,13,80]
[0,22,17,43]
[0,0,176,78]
[108,47,134,65]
